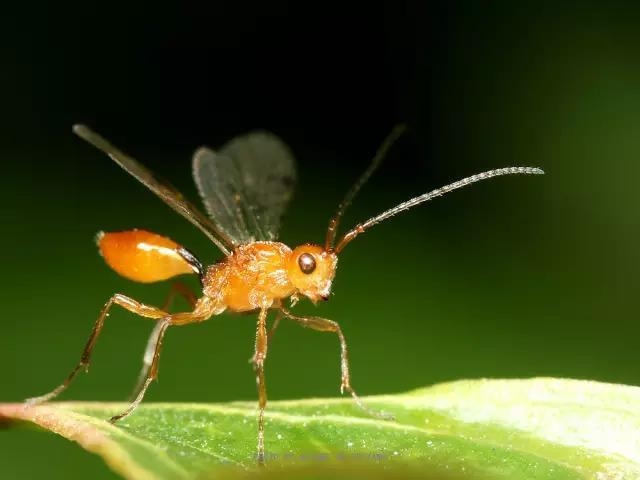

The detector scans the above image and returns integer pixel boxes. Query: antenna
[334,166,545,254]
[325,124,407,251]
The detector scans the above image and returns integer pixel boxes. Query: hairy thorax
[203,242,296,313]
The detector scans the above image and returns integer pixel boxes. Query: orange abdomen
[97,230,196,283]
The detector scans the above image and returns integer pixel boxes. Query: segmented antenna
[334,166,545,253]
[325,124,407,251]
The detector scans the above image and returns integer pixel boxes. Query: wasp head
[286,244,338,303]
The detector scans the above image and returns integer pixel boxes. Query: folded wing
[193,131,297,245]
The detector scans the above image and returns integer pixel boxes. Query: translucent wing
[73,125,236,256]
[193,131,297,244]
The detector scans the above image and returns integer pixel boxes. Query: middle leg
[248,309,282,368]
[253,307,269,465]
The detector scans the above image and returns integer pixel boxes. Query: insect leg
[268,309,283,339]
[254,307,269,465]
[127,321,166,403]
[280,306,394,420]
[248,309,282,368]
[110,307,211,423]
[109,317,170,422]
[161,281,198,311]
[129,282,198,401]
[26,294,171,405]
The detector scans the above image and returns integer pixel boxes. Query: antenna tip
[72,123,89,135]
[531,167,545,175]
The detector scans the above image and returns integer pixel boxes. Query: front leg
[279,306,393,420]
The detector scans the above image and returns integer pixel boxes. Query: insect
[26,123,543,463]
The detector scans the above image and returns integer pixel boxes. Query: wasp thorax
[286,244,337,303]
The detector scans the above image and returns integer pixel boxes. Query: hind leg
[129,282,197,401]
[109,317,170,422]
[109,308,212,422]
[26,294,172,405]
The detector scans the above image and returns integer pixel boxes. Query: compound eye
[297,252,317,274]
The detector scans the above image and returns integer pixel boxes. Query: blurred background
[1,1,639,478]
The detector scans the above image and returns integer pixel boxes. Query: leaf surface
[1,378,639,479]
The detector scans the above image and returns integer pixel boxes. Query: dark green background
[1,2,638,478]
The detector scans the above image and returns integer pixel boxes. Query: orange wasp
[27,124,543,463]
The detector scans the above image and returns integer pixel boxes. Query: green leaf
[1,378,639,479]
